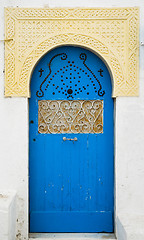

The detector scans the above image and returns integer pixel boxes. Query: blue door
[29,46,114,233]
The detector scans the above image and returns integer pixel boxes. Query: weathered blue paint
[29,46,114,232]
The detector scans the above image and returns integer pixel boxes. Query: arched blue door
[29,46,114,233]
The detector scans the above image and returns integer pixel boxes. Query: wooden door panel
[29,46,114,232]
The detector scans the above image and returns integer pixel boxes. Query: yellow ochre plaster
[5,7,139,97]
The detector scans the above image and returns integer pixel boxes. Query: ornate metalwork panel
[38,100,103,134]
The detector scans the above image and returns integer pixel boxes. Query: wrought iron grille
[38,100,103,134]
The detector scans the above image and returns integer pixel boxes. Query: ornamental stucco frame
[5,7,139,97]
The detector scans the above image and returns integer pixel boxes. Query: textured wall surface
[0,0,144,240]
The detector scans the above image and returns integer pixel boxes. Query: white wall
[0,0,144,240]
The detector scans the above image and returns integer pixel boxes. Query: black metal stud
[67,89,73,94]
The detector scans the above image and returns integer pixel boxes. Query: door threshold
[29,233,116,240]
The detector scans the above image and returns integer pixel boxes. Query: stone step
[29,233,116,240]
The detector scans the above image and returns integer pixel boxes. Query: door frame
[28,44,116,234]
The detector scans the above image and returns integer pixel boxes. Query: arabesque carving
[5,7,139,97]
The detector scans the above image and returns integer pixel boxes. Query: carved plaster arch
[5,7,139,97]
[25,33,122,97]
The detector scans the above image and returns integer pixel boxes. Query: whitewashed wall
[0,0,144,240]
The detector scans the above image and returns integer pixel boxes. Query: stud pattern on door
[36,53,105,99]
[38,100,103,134]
